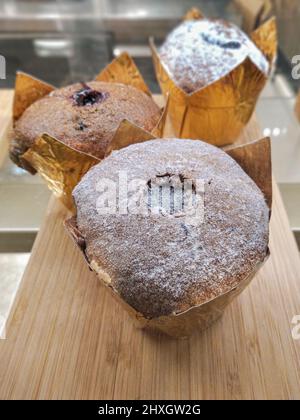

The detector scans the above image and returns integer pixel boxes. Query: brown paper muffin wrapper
[65,136,272,338]
[11,53,169,210]
[150,8,277,146]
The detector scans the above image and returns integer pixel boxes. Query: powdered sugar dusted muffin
[11,81,161,169]
[159,19,269,93]
[72,139,269,319]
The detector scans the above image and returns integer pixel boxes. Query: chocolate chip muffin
[72,139,269,319]
[11,81,161,169]
[159,19,269,93]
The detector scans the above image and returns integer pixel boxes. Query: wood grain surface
[0,90,300,400]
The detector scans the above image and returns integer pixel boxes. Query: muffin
[11,81,161,170]
[151,13,276,145]
[71,139,269,322]
[159,19,269,93]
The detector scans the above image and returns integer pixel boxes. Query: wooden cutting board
[0,90,300,400]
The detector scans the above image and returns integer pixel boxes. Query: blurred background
[0,0,300,333]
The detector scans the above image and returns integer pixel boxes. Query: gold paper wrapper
[11,53,168,210]
[22,134,100,211]
[95,51,151,96]
[183,7,204,20]
[105,120,156,156]
[150,8,277,146]
[13,72,55,123]
[227,136,272,210]
[65,137,272,338]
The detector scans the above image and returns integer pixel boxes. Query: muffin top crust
[13,81,161,161]
[159,19,269,93]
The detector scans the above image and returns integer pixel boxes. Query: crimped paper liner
[65,137,272,338]
[11,53,168,210]
[226,136,272,210]
[22,134,100,211]
[12,72,55,123]
[108,256,268,338]
[150,9,277,145]
[65,216,269,338]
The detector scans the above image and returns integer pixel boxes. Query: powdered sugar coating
[73,139,269,318]
[160,19,269,93]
